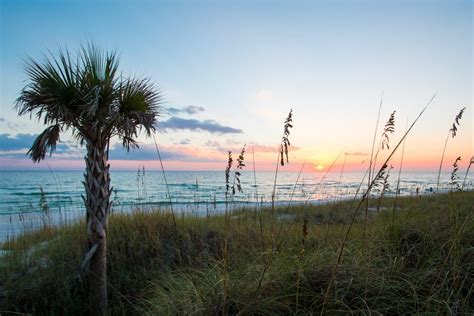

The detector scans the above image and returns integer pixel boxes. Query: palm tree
[15,44,161,314]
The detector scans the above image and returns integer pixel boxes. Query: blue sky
[0,0,472,171]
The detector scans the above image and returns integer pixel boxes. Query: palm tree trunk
[84,140,111,315]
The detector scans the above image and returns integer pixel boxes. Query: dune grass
[1,191,473,315]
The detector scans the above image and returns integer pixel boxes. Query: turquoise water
[0,170,471,241]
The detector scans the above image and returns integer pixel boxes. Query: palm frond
[16,51,81,126]
[28,124,61,162]
[113,77,161,148]
[77,44,119,120]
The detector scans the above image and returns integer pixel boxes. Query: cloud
[108,143,223,163]
[255,90,273,102]
[249,144,279,153]
[204,140,221,147]
[225,139,242,146]
[0,118,22,132]
[344,151,370,157]
[249,142,300,153]
[165,105,205,115]
[158,117,243,134]
[0,133,37,150]
[203,140,300,154]
[0,133,229,165]
[0,133,78,159]
[175,138,191,145]
[108,144,188,161]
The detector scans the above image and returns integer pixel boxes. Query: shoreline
[1,188,467,244]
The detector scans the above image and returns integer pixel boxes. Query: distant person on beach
[416,187,419,196]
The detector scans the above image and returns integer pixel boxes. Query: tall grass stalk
[295,216,308,312]
[368,92,384,186]
[394,119,408,196]
[284,162,306,210]
[270,109,293,247]
[38,186,51,228]
[348,162,370,205]
[364,109,396,247]
[222,146,245,313]
[252,146,265,250]
[45,161,64,225]
[335,153,347,202]
[436,107,466,192]
[301,153,341,209]
[392,119,408,231]
[152,134,177,231]
[365,93,384,245]
[371,110,396,181]
[321,94,435,314]
[461,156,473,190]
[252,146,259,206]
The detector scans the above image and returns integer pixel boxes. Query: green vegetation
[1,191,473,315]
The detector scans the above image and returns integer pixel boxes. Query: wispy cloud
[255,90,273,102]
[164,105,205,115]
[174,138,191,145]
[0,118,22,132]
[249,142,300,153]
[204,140,221,147]
[203,140,298,155]
[344,151,370,157]
[158,117,243,134]
[109,144,222,163]
[108,144,187,161]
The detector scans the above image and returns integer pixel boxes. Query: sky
[0,0,472,172]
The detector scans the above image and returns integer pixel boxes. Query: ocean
[0,170,471,242]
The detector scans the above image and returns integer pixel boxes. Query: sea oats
[437,107,467,191]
